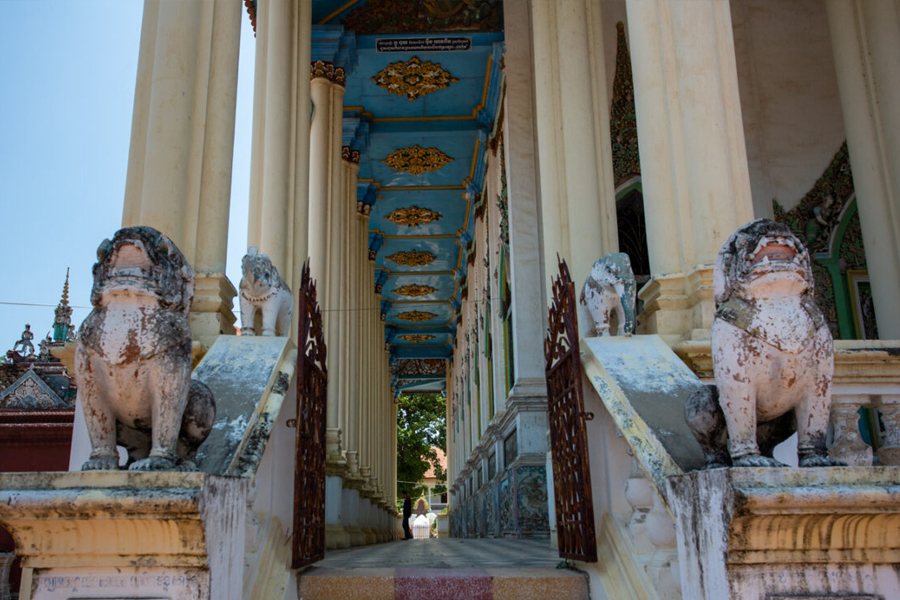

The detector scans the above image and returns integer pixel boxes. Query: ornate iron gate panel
[544,258,598,563]
[292,260,327,568]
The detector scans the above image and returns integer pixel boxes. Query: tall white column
[122,0,241,344]
[826,0,900,339]
[626,0,754,343]
[530,0,618,290]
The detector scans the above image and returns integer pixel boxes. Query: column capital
[310,60,335,81]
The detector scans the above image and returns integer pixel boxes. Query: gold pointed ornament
[386,250,436,267]
[396,311,438,323]
[382,145,453,176]
[372,57,458,101]
[393,284,438,297]
[386,206,443,227]
[398,334,436,343]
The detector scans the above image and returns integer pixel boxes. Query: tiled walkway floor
[299,539,589,600]
[314,537,563,569]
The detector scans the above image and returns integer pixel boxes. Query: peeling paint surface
[192,335,291,474]
[583,335,706,473]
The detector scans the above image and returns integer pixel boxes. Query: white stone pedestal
[0,472,247,600]
[667,467,900,600]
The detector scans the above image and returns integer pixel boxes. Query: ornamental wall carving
[386,250,436,267]
[382,145,453,176]
[396,310,438,322]
[385,206,443,227]
[372,57,458,101]
[393,284,438,297]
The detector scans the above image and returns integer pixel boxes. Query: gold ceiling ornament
[386,250,436,267]
[393,283,438,297]
[372,57,459,101]
[396,311,438,323]
[397,334,436,343]
[386,206,443,228]
[382,145,453,176]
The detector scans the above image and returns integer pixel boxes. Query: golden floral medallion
[398,334,436,343]
[372,57,458,101]
[382,145,453,176]
[386,250,436,267]
[396,311,437,323]
[386,206,443,227]
[393,284,438,297]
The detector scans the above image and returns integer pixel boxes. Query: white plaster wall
[251,376,298,532]
[731,0,846,218]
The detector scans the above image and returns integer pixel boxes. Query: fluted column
[345,152,362,480]
[328,74,348,462]
[826,0,900,339]
[246,0,311,298]
[531,0,618,291]
[122,0,241,344]
[626,0,754,343]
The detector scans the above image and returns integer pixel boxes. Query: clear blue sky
[0,0,256,351]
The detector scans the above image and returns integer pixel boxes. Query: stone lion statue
[239,247,293,337]
[579,253,637,337]
[76,226,216,471]
[685,218,843,468]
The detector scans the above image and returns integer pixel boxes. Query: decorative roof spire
[53,268,75,343]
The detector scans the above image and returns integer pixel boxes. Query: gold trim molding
[396,311,438,323]
[372,57,459,101]
[393,284,438,297]
[385,206,443,227]
[386,250,436,267]
[382,145,453,176]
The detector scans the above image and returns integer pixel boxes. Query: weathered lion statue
[239,247,293,337]
[685,218,843,468]
[76,226,215,471]
[579,252,637,337]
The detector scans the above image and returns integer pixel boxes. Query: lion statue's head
[91,226,194,315]
[714,218,813,306]
[240,247,287,299]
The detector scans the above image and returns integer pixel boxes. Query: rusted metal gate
[544,258,598,563]
[292,260,328,568]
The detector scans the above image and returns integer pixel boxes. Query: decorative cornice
[342,146,351,161]
[382,145,453,176]
[397,334,436,343]
[396,311,438,323]
[385,206,443,228]
[386,250,436,267]
[372,57,458,101]
[357,201,372,217]
[351,149,361,164]
[310,60,335,82]
[341,0,502,34]
[393,284,438,298]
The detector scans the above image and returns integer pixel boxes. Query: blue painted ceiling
[309,0,504,393]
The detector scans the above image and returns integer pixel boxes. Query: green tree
[396,392,446,499]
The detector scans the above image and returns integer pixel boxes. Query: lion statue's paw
[129,455,178,471]
[82,454,120,471]
[732,454,787,468]
[799,453,846,468]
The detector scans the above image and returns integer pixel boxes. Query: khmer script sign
[376,37,471,52]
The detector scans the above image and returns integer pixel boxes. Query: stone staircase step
[298,566,589,600]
